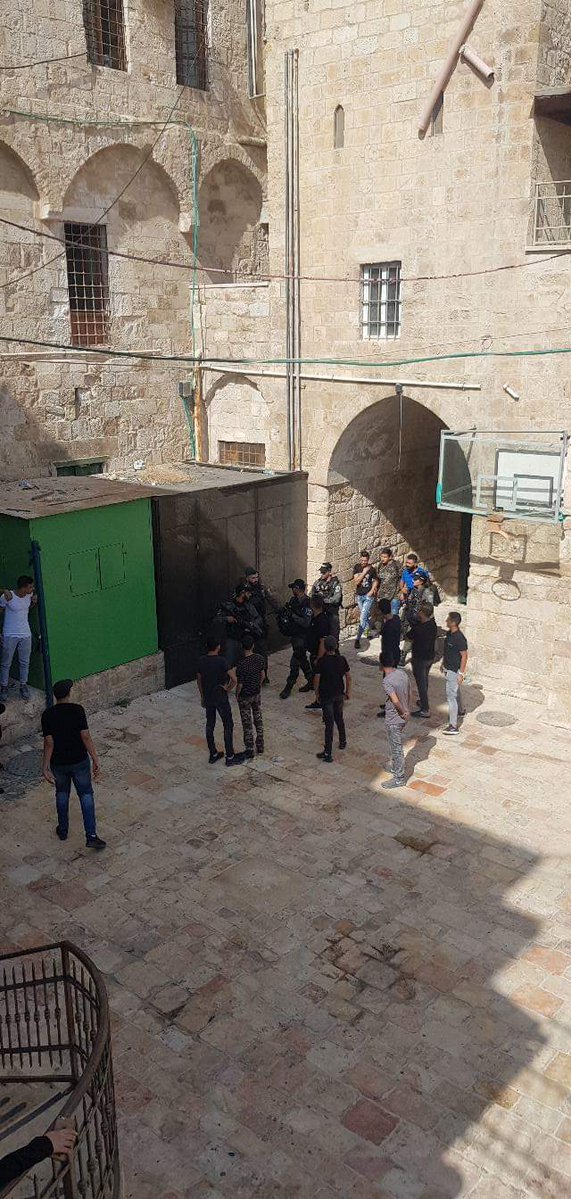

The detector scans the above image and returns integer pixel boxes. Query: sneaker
[226,754,246,767]
[339,740,347,750]
[86,835,106,850]
[20,684,30,702]
[208,751,224,764]
[316,752,333,763]
[354,638,361,650]
[305,701,321,711]
[263,677,270,687]
[299,683,313,694]
[443,725,459,736]
[377,708,386,719]
[382,779,406,789]
[56,826,68,841]
[244,749,255,760]
[411,710,430,719]
[0,688,8,703]
[256,745,264,755]
[279,686,292,699]
[458,709,467,717]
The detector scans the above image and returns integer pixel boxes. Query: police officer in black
[311,562,343,644]
[245,566,278,683]
[279,579,313,699]
[218,581,263,668]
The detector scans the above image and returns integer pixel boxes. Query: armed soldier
[279,579,313,699]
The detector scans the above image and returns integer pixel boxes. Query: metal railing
[530,180,571,246]
[0,944,120,1199]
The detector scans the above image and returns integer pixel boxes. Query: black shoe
[86,835,106,850]
[411,710,430,719]
[354,638,361,650]
[226,753,246,767]
[377,708,386,719]
[305,701,321,711]
[280,686,292,699]
[256,745,264,755]
[244,749,255,760]
[299,683,313,694]
[208,751,224,764]
[56,826,68,841]
[263,676,270,686]
[339,740,347,750]
[317,752,333,763]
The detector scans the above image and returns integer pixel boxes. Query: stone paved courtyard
[1,642,570,1199]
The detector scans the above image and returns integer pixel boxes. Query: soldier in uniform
[244,566,278,684]
[310,562,343,644]
[279,579,313,699]
[217,581,263,668]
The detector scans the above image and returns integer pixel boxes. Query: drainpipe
[200,363,482,392]
[30,540,53,707]
[418,0,485,137]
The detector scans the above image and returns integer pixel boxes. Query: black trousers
[205,694,234,758]
[322,697,346,755]
[326,609,340,645]
[255,636,268,674]
[412,657,433,713]
[286,642,313,686]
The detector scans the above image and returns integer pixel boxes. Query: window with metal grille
[56,461,106,477]
[64,223,110,347]
[175,0,208,90]
[83,0,127,71]
[361,262,402,340]
[218,441,266,468]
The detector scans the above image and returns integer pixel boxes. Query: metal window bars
[361,262,402,340]
[64,224,110,348]
[83,0,127,71]
[175,0,208,90]
[530,180,571,247]
[0,942,120,1199]
[218,441,266,468]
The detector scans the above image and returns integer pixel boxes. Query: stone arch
[198,159,265,281]
[204,374,270,464]
[63,144,181,224]
[0,142,39,209]
[326,394,471,608]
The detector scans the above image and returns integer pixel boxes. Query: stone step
[0,685,44,750]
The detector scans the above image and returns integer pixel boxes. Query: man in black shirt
[279,580,314,699]
[377,599,402,718]
[441,611,469,735]
[314,636,351,762]
[352,550,378,649]
[236,633,265,759]
[305,596,330,711]
[197,633,245,766]
[41,679,106,849]
[410,601,438,718]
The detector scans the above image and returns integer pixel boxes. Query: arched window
[334,105,345,149]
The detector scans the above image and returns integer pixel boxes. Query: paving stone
[342,1099,399,1145]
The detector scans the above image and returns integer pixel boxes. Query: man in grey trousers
[380,652,411,789]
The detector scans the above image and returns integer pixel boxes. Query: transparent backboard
[436,430,568,523]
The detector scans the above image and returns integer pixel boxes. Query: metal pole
[30,539,53,707]
[293,49,302,469]
[284,51,293,471]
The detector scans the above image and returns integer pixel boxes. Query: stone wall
[0,0,267,480]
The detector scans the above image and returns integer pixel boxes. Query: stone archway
[198,159,265,282]
[204,374,270,465]
[326,394,469,612]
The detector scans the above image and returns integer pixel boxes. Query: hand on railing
[46,1129,77,1162]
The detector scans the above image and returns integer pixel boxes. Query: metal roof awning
[534,87,571,125]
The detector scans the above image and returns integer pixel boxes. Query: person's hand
[458,671,465,681]
[344,696,351,703]
[402,711,410,721]
[91,760,100,778]
[227,616,237,624]
[440,664,445,674]
[47,1128,77,1159]
[42,767,55,785]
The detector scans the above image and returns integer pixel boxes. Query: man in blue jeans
[352,550,378,650]
[41,679,106,849]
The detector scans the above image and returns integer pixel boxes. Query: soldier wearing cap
[217,581,263,668]
[310,562,343,643]
[279,579,313,699]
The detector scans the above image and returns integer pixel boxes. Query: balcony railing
[530,180,571,247]
[0,943,120,1199]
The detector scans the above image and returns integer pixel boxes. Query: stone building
[0,0,268,478]
[1,0,570,723]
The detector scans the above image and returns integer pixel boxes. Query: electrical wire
[0,52,85,70]
[1,331,570,368]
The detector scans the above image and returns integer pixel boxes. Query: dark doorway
[458,513,472,604]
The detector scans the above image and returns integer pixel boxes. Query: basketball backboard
[436,430,568,523]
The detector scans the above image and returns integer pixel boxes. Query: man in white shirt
[0,575,36,701]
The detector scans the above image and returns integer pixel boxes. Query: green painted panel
[30,499,158,681]
[0,515,43,689]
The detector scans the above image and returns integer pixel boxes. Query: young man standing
[311,563,343,644]
[377,547,401,616]
[41,679,106,849]
[314,635,350,763]
[377,598,401,718]
[410,601,437,718]
[400,553,419,598]
[236,633,265,759]
[441,611,468,735]
[279,579,313,699]
[197,633,245,766]
[381,653,411,789]
[0,575,36,701]
[352,550,378,649]
[305,595,331,711]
